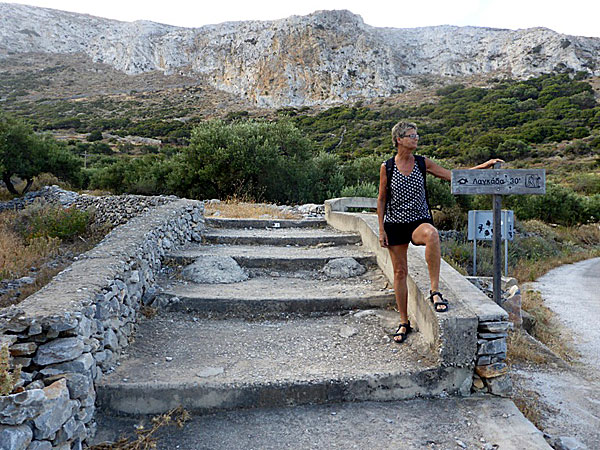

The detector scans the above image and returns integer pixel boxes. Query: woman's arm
[425,158,505,181]
[425,158,451,181]
[377,163,389,247]
[470,158,504,170]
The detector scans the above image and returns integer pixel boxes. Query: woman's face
[398,129,419,150]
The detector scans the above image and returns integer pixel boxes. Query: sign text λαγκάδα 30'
[451,169,546,195]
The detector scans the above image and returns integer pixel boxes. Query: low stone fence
[0,199,204,450]
[325,197,511,397]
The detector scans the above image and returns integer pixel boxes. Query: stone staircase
[92,217,551,449]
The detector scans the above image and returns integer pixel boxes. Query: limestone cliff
[1,4,599,106]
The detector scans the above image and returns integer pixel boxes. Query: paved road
[529,257,600,370]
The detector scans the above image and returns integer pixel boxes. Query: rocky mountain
[1,3,600,107]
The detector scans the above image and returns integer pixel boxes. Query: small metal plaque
[468,210,514,241]
[451,169,546,195]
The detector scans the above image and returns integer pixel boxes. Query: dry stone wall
[0,198,204,449]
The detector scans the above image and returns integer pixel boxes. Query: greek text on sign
[451,169,546,195]
[468,210,514,241]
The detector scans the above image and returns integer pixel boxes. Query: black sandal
[392,321,411,344]
[429,291,449,313]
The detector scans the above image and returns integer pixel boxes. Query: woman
[377,121,501,344]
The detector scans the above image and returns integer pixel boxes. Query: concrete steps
[201,227,361,246]
[94,217,514,447]
[93,397,551,450]
[158,275,393,316]
[205,217,326,228]
[96,312,466,416]
[166,243,377,270]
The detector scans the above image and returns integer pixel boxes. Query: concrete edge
[96,366,472,415]
[206,218,326,228]
[159,293,394,316]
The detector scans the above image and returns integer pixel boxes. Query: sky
[6,0,600,38]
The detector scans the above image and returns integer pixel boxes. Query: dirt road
[517,257,600,449]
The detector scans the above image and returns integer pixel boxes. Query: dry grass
[90,406,190,450]
[0,207,111,307]
[0,210,61,280]
[512,389,545,431]
[204,196,301,219]
[520,290,577,361]
[513,248,600,282]
[507,329,553,365]
[506,290,578,367]
[512,221,600,282]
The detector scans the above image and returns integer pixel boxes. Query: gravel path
[516,257,600,448]
[528,257,600,371]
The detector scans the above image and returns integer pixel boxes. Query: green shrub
[505,183,591,225]
[571,174,600,195]
[16,202,91,242]
[87,130,103,142]
[340,181,378,198]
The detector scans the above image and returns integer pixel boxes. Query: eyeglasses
[402,133,419,139]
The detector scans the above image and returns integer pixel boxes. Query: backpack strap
[414,155,433,220]
[384,157,395,219]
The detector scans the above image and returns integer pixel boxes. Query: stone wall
[0,199,204,450]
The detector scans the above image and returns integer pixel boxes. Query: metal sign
[451,169,546,195]
[468,210,514,241]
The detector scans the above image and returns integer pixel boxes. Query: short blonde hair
[391,121,417,147]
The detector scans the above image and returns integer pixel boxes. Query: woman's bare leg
[412,223,446,311]
[387,244,410,340]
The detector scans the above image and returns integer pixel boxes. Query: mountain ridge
[1,3,599,107]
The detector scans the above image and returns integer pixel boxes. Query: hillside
[1,4,600,107]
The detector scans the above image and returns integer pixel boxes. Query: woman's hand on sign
[472,159,504,170]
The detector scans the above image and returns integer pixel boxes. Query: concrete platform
[92,396,551,449]
[201,227,361,246]
[166,243,376,270]
[159,272,393,316]
[206,217,326,228]
[95,312,471,416]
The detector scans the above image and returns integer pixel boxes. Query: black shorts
[384,219,434,246]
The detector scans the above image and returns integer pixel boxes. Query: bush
[171,120,317,203]
[340,181,378,198]
[87,130,103,142]
[505,183,591,225]
[16,202,91,242]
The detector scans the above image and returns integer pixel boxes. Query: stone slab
[160,272,393,316]
[202,227,361,246]
[166,244,376,271]
[95,312,470,415]
[92,397,550,450]
[206,218,326,229]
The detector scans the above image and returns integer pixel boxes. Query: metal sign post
[493,172,502,304]
[452,165,545,305]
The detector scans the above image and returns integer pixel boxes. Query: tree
[0,114,82,195]
[170,120,317,203]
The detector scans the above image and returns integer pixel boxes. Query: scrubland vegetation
[0,203,107,307]
[1,72,599,282]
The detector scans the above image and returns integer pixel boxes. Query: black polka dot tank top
[384,162,431,223]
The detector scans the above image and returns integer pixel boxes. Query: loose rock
[182,256,248,284]
[322,258,366,278]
